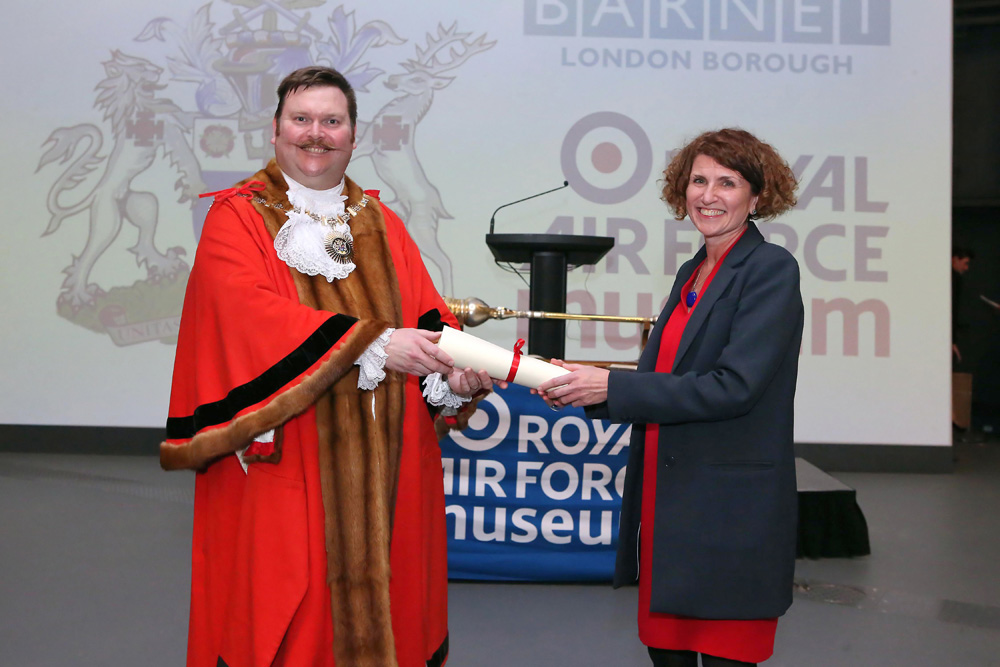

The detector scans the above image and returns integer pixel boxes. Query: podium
[485,233,614,359]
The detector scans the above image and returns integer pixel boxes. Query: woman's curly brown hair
[661,128,798,222]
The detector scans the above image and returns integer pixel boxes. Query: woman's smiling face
[685,154,758,248]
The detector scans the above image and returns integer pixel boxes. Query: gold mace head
[441,296,496,327]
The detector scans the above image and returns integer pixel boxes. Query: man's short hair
[274,66,357,129]
[952,247,975,261]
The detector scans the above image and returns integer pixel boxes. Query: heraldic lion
[37,50,206,308]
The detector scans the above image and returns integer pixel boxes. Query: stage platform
[796,457,871,559]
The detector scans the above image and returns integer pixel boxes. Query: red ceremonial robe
[162,163,455,667]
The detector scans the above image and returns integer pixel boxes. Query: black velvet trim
[166,314,358,440]
[419,308,449,420]
[427,633,449,667]
[418,308,445,332]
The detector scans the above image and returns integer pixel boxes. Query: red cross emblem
[126,110,164,147]
[373,115,410,151]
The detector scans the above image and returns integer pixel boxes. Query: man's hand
[447,368,502,398]
[534,360,610,409]
[385,329,454,377]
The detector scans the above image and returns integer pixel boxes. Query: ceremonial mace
[442,297,657,350]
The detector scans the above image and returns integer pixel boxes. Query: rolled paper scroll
[437,327,570,389]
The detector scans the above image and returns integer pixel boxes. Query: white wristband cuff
[422,372,471,410]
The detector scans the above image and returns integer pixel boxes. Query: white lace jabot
[267,174,465,408]
[273,173,355,282]
[272,173,380,389]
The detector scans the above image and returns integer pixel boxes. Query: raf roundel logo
[560,111,652,205]
[447,391,511,453]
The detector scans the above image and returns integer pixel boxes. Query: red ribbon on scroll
[505,338,526,383]
[198,180,266,201]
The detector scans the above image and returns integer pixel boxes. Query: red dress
[638,237,778,663]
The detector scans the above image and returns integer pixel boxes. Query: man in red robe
[161,66,489,667]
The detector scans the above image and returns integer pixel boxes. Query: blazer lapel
[637,251,702,372]
[672,222,764,371]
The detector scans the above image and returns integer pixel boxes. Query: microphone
[488,181,570,234]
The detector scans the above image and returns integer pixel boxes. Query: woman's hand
[534,360,610,409]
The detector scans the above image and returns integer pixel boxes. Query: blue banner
[441,384,631,581]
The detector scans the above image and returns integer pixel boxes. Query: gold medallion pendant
[250,193,370,269]
[324,230,355,264]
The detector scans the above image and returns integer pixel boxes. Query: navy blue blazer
[587,221,804,619]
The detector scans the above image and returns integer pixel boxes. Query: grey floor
[2,438,999,666]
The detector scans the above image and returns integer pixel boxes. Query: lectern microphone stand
[485,233,614,359]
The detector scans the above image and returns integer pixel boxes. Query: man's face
[272,85,355,190]
[953,256,971,274]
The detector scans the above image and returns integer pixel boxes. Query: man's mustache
[297,141,336,151]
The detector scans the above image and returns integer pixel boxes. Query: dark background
[953,1,1000,431]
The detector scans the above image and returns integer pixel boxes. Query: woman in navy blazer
[539,129,802,667]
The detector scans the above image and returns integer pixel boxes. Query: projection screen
[2,0,951,449]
